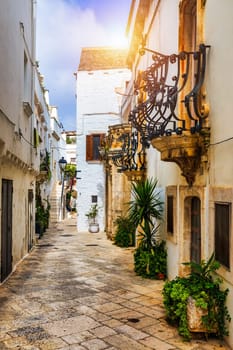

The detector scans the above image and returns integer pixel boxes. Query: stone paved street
[0,217,231,350]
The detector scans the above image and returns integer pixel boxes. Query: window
[167,196,174,234]
[86,134,105,161]
[215,203,230,269]
[92,195,98,203]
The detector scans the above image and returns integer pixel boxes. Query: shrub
[114,215,136,247]
[134,240,167,279]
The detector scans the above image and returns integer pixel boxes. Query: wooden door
[28,189,33,251]
[1,179,13,282]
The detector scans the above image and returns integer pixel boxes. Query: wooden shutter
[167,196,174,234]
[215,203,230,268]
[86,134,105,161]
[86,135,93,161]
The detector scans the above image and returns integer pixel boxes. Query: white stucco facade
[76,50,131,232]
[0,0,37,282]
[124,0,233,347]
[0,0,66,282]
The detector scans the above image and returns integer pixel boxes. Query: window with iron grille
[215,202,230,269]
[86,134,105,161]
[167,196,174,234]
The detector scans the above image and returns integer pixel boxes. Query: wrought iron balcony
[129,44,210,140]
[111,130,146,173]
[129,44,210,186]
[101,124,147,180]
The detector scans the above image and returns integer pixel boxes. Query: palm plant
[127,178,166,279]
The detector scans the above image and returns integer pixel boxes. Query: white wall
[205,0,233,186]
[0,0,37,280]
[76,68,131,232]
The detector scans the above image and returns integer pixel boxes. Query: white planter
[88,223,99,233]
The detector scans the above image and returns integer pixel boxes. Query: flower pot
[187,296,217,333]
[157,273,165,280]
[88,223,99,233]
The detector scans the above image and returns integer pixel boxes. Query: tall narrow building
[75,47,131,232]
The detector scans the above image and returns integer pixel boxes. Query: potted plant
[127,178,167,279]
[113,215,136,247]
[162,253,231,341]
[35,205,47,238]
[86,204,99,233]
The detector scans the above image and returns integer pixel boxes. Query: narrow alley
[0,219,230,350]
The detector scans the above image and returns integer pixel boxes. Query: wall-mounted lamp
[58,156,67,172]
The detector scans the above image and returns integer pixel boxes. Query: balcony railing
[129,44,210,143]
[100,124,147,180]
[111,130,146,174]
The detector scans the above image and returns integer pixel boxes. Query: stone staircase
[49,181,62,224]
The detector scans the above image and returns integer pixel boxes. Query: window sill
[86,160,101,164]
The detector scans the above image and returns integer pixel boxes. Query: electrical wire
[210,136,233,146]
[20,132,34,147]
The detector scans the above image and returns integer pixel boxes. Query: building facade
[75,47,131,232]
[104,0,233,347]
[0,0,65,283]
[0,0,37,282]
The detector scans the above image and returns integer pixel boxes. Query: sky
[36,0,132,131]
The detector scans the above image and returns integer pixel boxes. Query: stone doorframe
[166,185,208,276]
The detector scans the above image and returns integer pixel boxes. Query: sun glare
[108,32,129,49]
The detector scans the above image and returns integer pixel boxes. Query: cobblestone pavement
[0,217,231,350]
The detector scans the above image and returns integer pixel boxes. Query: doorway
[1,179,13,282]
[28,189,34,251]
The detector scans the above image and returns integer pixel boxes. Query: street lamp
[58,156,67,220]
[58,156,67,173]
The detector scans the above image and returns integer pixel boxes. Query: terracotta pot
[157,273,165,280]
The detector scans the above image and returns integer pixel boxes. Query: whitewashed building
[49,106,67,222]
[0,0,37,282]
[0,0,65,282]
[108,0,233,347]
[75,47,131,232]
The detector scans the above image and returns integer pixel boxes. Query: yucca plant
[127,178,166,279]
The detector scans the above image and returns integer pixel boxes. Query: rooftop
[78,47,128,71]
